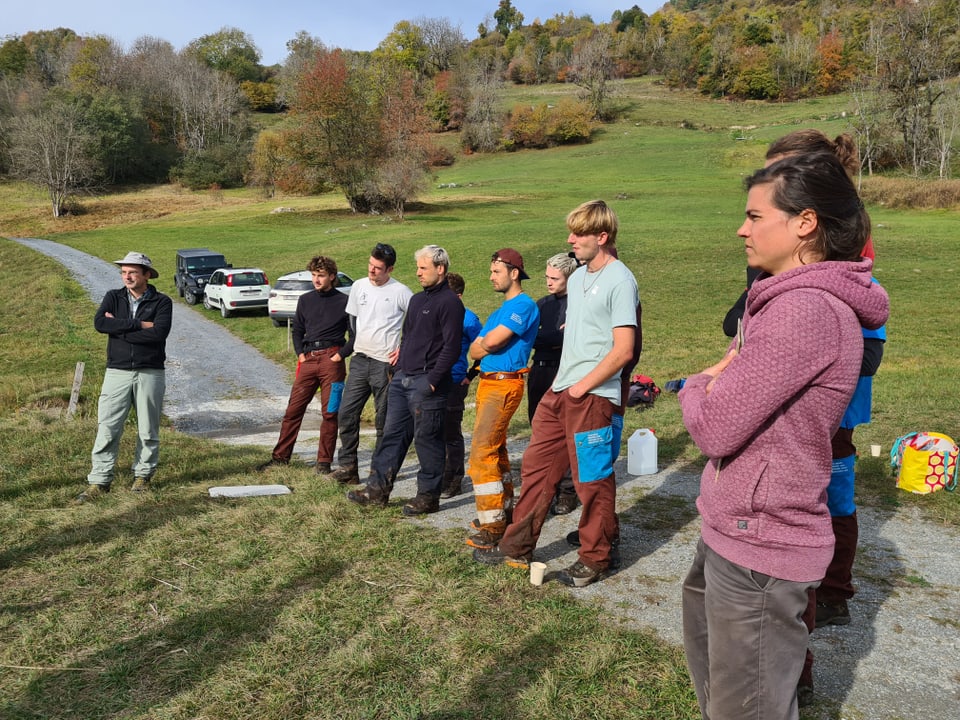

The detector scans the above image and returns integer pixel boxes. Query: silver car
[267,270,353,327]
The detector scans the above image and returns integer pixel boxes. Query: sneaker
[73,483,110,504]
[402,494,440,516]
[815,600,851,628]
[256,458,289,472]
[440,476,463,499]
[471,546,530,570]
[557,560,608,588]
[346,485,388,508]
[465,529,503,549]
[315,462,332,475]
[551,493,579,515]
[330,466,360,486]
[131,477,151,493]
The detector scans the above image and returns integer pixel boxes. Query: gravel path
[15,237,960,718]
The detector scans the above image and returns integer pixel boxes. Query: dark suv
[174,249,229,305]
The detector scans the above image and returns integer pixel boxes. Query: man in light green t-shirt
[473,200,639,588]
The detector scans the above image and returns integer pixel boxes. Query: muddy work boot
[465,529,503,550]
[440,474,463,499]
[73,483,111,504]
[346,485,388,508]
[472,546,531,570]
[815,600,851,628]
[402,494,440,516]
[330,465,360,486]
[131,477,151,493]
[256,457,289,472]
[551,492,579,515]
[557,560,608,588]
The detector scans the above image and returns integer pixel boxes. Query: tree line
[2,0,959,218]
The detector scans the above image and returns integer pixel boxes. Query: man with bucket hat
[76,252,172,503]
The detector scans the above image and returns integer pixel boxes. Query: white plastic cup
[870,444,882,457]
[529,561,547,586]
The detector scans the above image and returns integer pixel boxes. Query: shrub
[860,176,960,209]
[171,141,248,190]
[425,144,455,167]
[503,99,593,150]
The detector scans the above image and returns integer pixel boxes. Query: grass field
[2,77,958,718]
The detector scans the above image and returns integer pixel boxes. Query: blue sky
[3,1,665,66]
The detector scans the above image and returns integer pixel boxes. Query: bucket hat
[114,251,159,279]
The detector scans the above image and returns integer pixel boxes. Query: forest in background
[2,0,960,217]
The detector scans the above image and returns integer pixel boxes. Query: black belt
[302,340,339,351]
[479,370,528,380]
[534,360,560,368]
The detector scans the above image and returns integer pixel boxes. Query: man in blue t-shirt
[465,249,539,550]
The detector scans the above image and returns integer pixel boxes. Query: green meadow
[1,77,957,718]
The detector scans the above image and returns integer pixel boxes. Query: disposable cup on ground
[871,444,882,457]
[529,562,547,586]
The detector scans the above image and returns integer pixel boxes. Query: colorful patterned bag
[890,432,959,494]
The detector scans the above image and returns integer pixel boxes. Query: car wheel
[185,290,197,305]
[220,303,231,318]
[177,284,184,298]
[203,295,213,310]
[271,318,283,328]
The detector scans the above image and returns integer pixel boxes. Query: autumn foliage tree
[285,48,431,215]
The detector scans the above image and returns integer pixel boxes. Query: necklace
[582,256,611,295]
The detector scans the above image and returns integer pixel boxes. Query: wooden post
[67,361,85,418]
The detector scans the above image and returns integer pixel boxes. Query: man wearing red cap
[464,249,539,550]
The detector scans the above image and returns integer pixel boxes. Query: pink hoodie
[679,259,889,581]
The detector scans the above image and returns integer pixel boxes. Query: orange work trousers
[468,376,525,533]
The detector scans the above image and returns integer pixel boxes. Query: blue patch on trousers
[827,454,856,516]
[574,425,614,483]
[327,381,344,413]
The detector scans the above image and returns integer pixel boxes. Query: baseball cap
[492,248,529,280]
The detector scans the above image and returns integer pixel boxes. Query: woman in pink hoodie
[678,152,889,720]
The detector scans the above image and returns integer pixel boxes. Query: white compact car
[203,268,271,318]
[267,270,353,327]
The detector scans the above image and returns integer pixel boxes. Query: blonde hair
[566,200,618,244]
[546,252,579,277]
[414,244,450,270]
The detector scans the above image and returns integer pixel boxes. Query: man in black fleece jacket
[347,245,464,515]
[77,252,172,503]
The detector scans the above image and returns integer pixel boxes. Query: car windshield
[275,279,313,291]
[232,273,266,287]
[187,261,225,272]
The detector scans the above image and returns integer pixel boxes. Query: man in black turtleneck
[259,255,352,474]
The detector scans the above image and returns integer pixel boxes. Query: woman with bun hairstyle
[679,152,889,720]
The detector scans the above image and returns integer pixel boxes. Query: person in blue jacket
[440,272,483,499]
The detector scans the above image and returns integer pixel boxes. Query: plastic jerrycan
[627,428,658,475]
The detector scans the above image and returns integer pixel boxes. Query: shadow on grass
[415,628,565,720]
[0,431,262,505]
[0,445,265,572]
[2,562,343,720]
